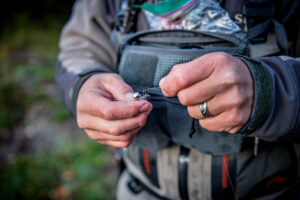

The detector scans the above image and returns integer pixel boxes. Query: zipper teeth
[148,95,181,105]
[132,86,183,105]
[130,43,237,52]
[138,41,235,47]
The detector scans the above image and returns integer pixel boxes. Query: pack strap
[211,154,237,199]
[139,148,160,188]
[247,19,290,55]
[178,146,190,200]
[243,0,275,44]
[242,0,275,18]
[117,0,146,33]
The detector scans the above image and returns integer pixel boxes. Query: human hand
[76,73,152,148]
[159,52,253,133]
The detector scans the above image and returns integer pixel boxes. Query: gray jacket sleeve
[55,0,117,116]
[238,56,300,142]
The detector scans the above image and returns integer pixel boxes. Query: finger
[159,53,220,97]
[188,103,213,119]
[177,74,226,106]
[78,92,152,120]
[199,109,248,133]
[96,140,134,148]
[85,127,140,142]
[78,112,149,136]
[101,74,134,101]
[187,82,253,119]
[186,92,234,119]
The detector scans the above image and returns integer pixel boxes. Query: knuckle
[119,84,131,94]
[97,140,107,146]
[174,72,188,88]
[101,106,114,120]
[85,130,97,140]
[223,71,241,86]
[77,118,86,129]
[171,64,182,73]
[187,106,194,117]
[76,99,85,113]
[125,104,139,117]
[199,120,208,129]
[109,126,122,136]
[227,110,245,125]
[226,112,237,124]
[178,91,189,106]
[120,134,131,142]
[137,114,147,127]
[199,120,221,132]
[231,87,246,106]
[118,141,131,148]
[215,52,231,63]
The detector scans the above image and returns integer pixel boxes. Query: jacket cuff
[237,56,273,134]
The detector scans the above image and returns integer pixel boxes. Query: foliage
[0,137,116,200]
[0,78,27,130]
[0,13,68,129]
[0,4,117,199]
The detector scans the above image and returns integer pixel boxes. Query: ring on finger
[200,102,211,118]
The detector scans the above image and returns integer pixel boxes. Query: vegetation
[0,2,117,199]
[0,137,116,200]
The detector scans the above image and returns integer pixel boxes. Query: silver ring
[200,102,211,118]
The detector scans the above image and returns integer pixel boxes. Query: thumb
[102,74,134,101]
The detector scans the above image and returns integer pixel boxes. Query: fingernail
[159,78,170,97]
[124,92,134,101]
[139,103,149,113]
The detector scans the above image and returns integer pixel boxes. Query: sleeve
[55,0,118,117]
[237,56,300,142]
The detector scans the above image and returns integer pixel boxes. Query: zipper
[132,86,181,105]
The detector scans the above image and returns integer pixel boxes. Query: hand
[76,73,152,148]
[159,52,253,133]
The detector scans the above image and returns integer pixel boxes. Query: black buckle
[127,176,143,194]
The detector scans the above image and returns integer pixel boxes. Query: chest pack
[117,29,249,155]
[112,1,300,198]
[113,0,295,154]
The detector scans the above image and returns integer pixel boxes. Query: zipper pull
[188,119,196,138]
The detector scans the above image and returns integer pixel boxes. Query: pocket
[130,87,245,155]
[236,143,298,199]
[118,44,240,88]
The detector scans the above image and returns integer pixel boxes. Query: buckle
[127,176,143,194]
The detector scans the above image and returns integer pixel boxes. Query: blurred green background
[0,1,117,199]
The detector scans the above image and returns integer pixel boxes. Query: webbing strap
[178,146,190,200]
[139,148,160,188]
[243,0,275,44]
[243,0,274,18]
[211,154,236,199]
[247,19,290,54]
[246,19,270,41]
